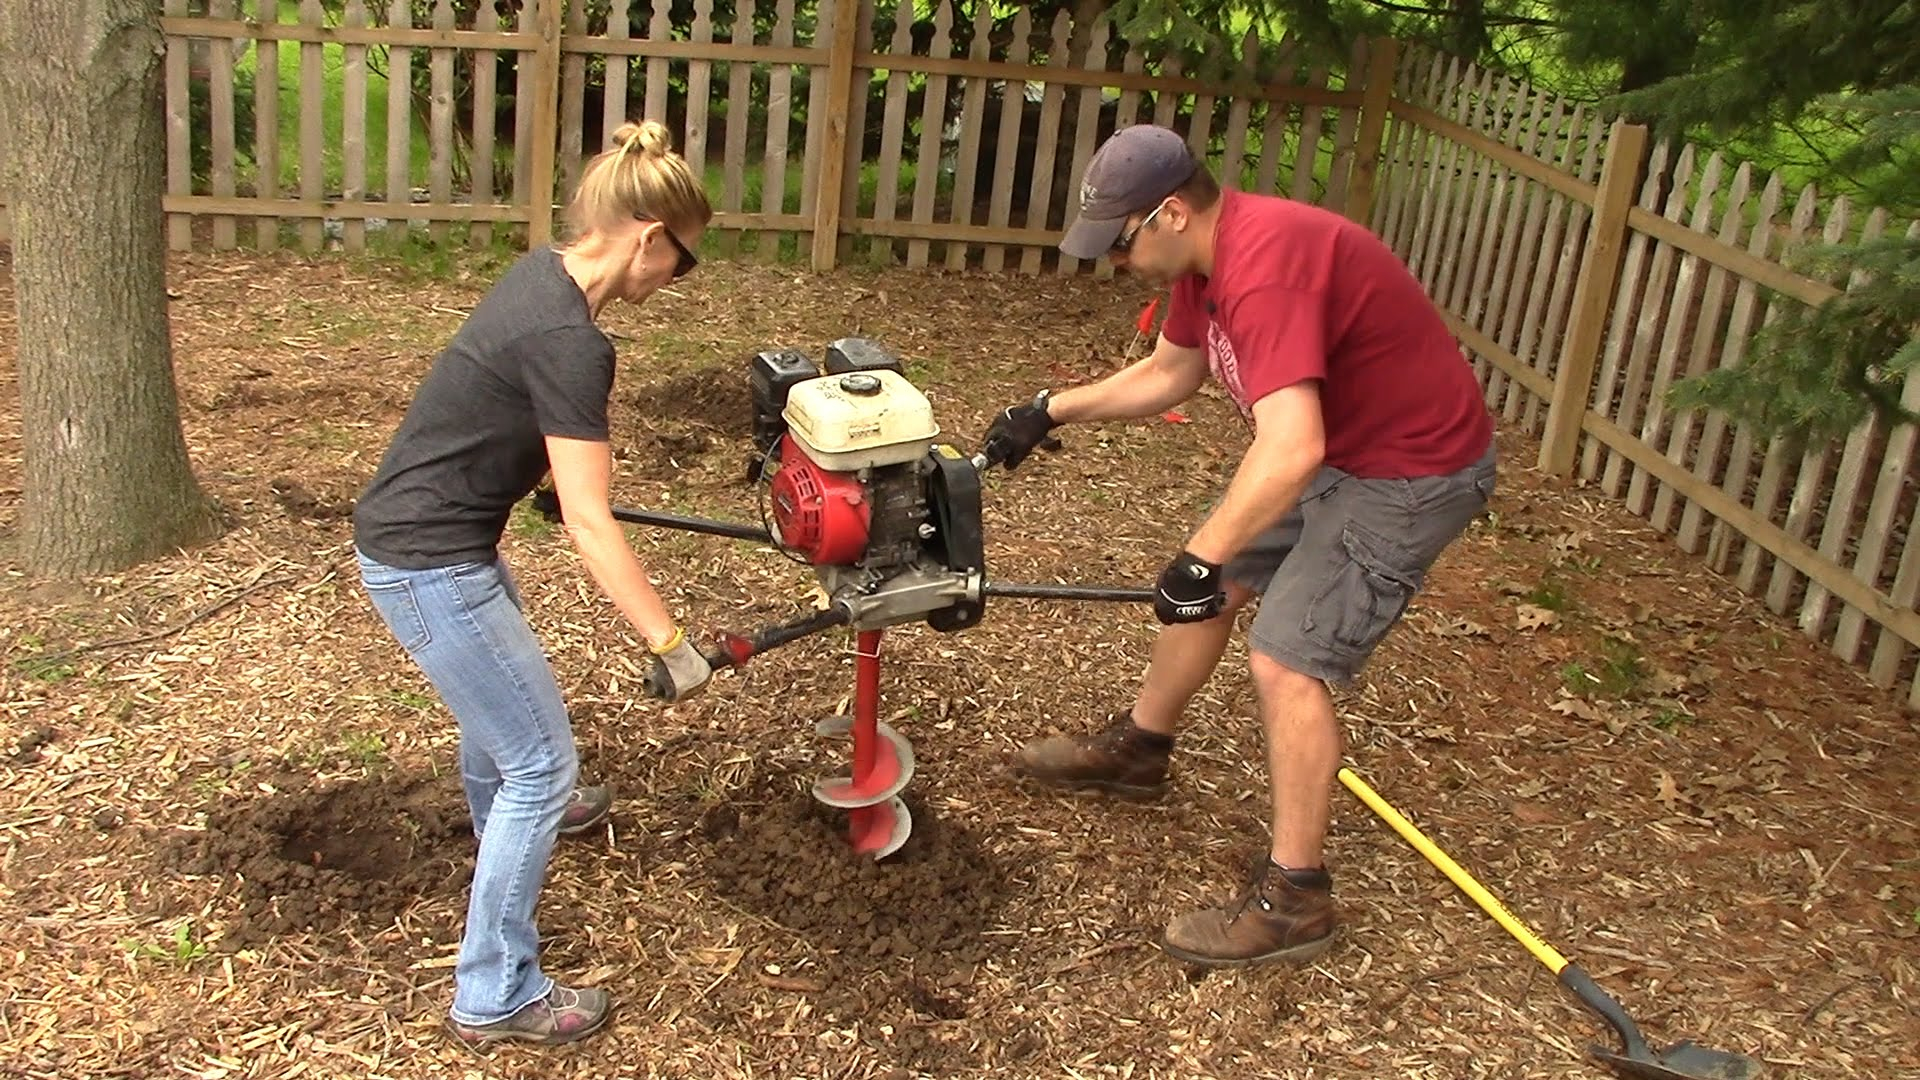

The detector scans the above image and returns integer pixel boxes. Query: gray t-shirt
[353,247,616,568]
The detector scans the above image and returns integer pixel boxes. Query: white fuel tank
[782,370,940,470]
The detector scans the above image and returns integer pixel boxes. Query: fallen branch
[14,573,300,668]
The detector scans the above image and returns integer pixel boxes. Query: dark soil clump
[159,772,473,948]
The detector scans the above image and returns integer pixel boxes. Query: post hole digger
[1338,768,1763,1080]
[533,337,1150,859]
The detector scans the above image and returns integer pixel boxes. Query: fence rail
[1,11,1914,709]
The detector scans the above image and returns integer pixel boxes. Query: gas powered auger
[533,337,1151,859]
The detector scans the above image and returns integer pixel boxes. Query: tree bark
[0,0,222,578]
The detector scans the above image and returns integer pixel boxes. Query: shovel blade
[1592,1041,1764,1080]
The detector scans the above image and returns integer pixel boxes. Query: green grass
[123,922,210,967]
[228,0,432,197]
[1561,636,1650,699]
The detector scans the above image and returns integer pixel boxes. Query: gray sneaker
[557,785,613,836]
[447,984,611,1048]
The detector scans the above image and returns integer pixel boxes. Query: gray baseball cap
[1059,124,1199,260]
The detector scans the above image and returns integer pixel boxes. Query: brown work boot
[1015,711,1172,798]
[1161,858,1338,967]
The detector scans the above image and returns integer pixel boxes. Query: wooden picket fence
[1376,45,1920,706]
[100,0,1381,272]
[1,6,1916,707]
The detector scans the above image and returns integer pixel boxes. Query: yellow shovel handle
[1337,767,1569,975]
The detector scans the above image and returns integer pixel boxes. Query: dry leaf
[1655,770,1685,811]
[1426,614,1490,638]
[1514,778,1550,798]
[1515,604,1560,632]
[1549,697,1606,721]
[1512,802,1559,825]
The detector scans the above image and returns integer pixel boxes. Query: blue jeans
[355,549,576,1025]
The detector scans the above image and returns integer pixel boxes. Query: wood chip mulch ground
[1,248,1915,1080]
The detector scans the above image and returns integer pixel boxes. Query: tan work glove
[645,629,713,702]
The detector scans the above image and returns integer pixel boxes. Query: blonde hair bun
[613,120,674,158]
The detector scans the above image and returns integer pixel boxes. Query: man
[981,124,1495,968]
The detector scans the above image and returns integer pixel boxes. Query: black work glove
[1154,550,1227,625]
[981,389,1059,470]
[645,630,714,702]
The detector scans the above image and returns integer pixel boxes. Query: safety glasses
[636,214,699,279]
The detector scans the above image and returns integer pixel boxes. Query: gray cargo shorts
[1223,445,1495,685]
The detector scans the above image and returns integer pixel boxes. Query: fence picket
[1762,196,1853,614]
[905,1,954,269]
[1795,207,1891,636]
[1055,17,1108,277]
[468,0,498,248]
[1447,75,1519,387]
[1186,54,1217,161]
[378,0,411,226]
[1651,161,1754,534]
[1379,45,1441,255]
[1152,54,1183,130]
[644,1,672,123]
[1323,36,1367,213]
[869,0,916,265]
[1597,145,1696,496]
[1845,222,1920,670]
[1731,183,1823,588]
[164,0,191,250]
[1625,151,1726,517]
[943,3,994,272]
[1018,11,1073,275]
[298,0,325,250]
[1492,94,1560,421]
[684,0,715,179]
[209,0,239,250]
[1220,29,1258,190]
[1289,63,1330,203]
[1524,110,1602,437]
[1253,35,1298,199]
[1681,172,1784,553]
[428,0,457,244]
[798,0,829,235]
[603,0,630,146]
[1404,57,1465,287]
[343,0,371,251]
[759,0,797,259]
[982,8,1031,273]
[1369,42,1415,235]
[834,0,875,265]
[557,0,587,201]
[512,3,534,236]
[717,0,753,256]
[252,0,279,250]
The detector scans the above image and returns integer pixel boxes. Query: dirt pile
[160,772,473,948]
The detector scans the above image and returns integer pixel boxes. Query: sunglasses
[1110,197,1173,254]
[636,214,699,279]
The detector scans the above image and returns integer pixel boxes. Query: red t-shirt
[1161,190,1491,478]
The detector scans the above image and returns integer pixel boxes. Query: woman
[352,120,716,1047]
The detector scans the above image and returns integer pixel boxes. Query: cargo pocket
[1321,523,1425,651]
[364,578,432,653]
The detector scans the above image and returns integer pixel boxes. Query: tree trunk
[0,0,222,578]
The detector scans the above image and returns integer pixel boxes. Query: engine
[748,339,985,632]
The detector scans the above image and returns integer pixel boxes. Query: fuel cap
[839,373,883,395]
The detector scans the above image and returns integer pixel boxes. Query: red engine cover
[769,434,870,565]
